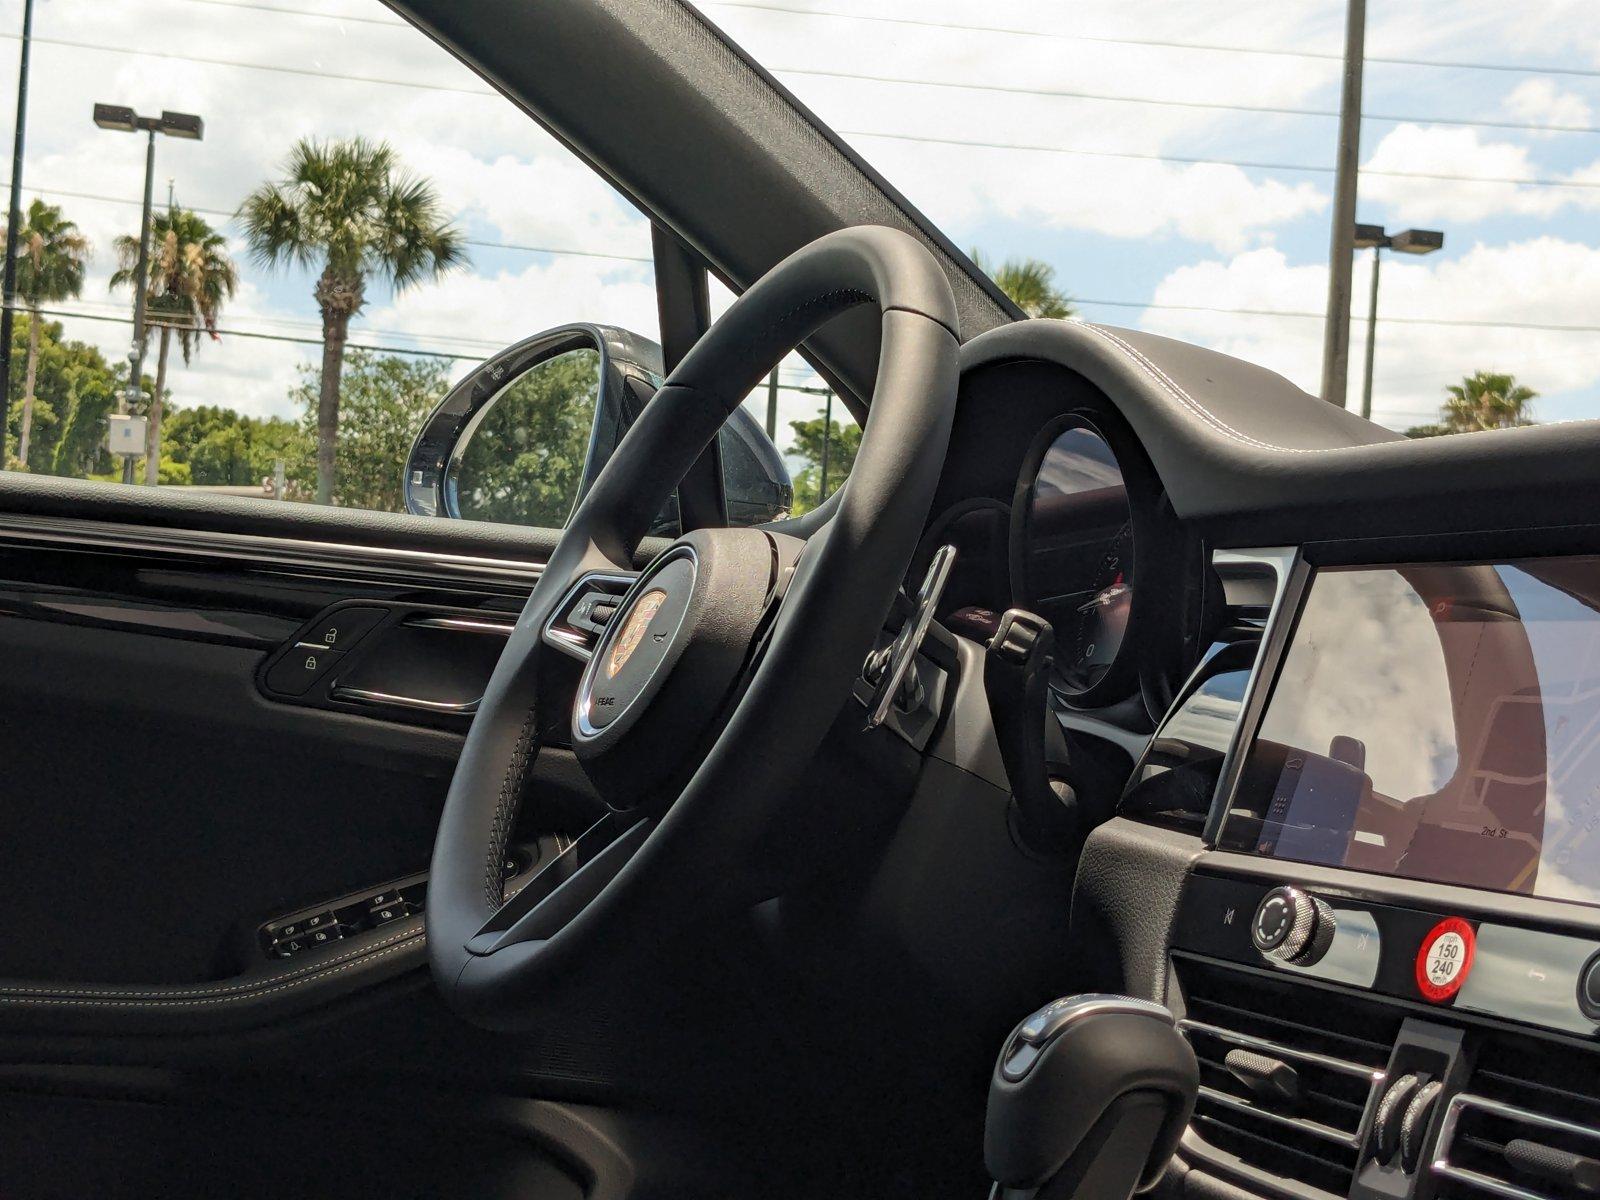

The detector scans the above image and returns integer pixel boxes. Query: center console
[1130,549,1600,1200]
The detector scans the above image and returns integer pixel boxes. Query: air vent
[1175,957,1397,1197]
[1434,1031,1600,1200]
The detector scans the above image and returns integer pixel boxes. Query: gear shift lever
[985,995,1198,1200]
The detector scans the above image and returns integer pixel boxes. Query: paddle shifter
[985,995,1198,1200]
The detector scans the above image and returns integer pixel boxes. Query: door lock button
[265,646,345,696]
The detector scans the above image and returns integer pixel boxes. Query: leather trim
[0,924,426,1034]
[961,319,1600,543]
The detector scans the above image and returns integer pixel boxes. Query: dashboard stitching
[1080,324,1319,455]
[0,924,425,1001]
[0,936,424,1009]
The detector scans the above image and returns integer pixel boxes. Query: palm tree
[240,138,466,504]
[1442,371,1537,433]
[970,249,1075,319]
[111,207,238,484]
[3,200,89,468]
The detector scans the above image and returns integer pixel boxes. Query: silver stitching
[0,937,424,1009]
[1078,323,1317,454]
[0,924,424,1003]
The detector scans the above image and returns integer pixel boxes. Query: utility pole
[818,389,833,503]
[93,105,204,482]
[764,366,778,440]
[1360,244,1381,421]
[121,125,157,483]
[0,0,36,466]
[1319,0,1367,408]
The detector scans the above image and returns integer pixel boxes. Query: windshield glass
[714,0,1600,434]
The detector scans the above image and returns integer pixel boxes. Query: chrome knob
[1252,886,1335,965]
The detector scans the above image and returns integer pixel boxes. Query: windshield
[716,1,1600,434]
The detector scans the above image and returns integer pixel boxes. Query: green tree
[970,249,1075,319]
[111,207,239,485]
[240,137,466,504]
[1443,371,1537,432]
[163,404,302,486]
[1407,371,1538,437]
[787,414,861,515]
[2,200,89,467]
[284,349,446,511]
[452,348,601,527]
[4,313,128,478]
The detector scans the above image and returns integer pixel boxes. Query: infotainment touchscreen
[1223,558,1600,906]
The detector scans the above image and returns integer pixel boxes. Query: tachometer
[1012,417,1135,695]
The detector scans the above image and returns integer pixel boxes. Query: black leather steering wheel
[426,226,960,1028]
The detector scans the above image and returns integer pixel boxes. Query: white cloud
[1140,238,1600,429]
[364,257,659,352]
[1360,124,1600,223]
[1,0,1597,443]
[1504,80,1595,134]
[859,139,1326,253]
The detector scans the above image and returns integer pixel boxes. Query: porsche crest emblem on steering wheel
[607,589,666,678]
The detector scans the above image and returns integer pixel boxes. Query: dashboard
[931,320,1600,1200]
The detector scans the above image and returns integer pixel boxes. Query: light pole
[1353,223,1444,421]
[0,0,36,467]
[92,103,203,482]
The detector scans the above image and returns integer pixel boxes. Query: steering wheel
[426,226,960,1028]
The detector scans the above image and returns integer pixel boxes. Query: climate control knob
[1252,886,1335,965]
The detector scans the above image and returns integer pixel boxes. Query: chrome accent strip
[1203,546,1305,845]
[1433,1093,1600,1200]
[0,514,546,585]
[1196,1086,1362,1149]
[540,570,640,663]
[866,542,956,729]
[406,616,517,636]
[1178,1018,1386,1083]
[330,686,480,715]
[1022,994,1174,1043]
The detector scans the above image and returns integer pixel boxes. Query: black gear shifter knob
[986,995,1198,1200]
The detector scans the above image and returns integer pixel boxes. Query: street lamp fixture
[92,102,204,481]
[1355,223,1444,421]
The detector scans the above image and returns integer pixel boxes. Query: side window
[711,277,857,520]
[0,0,655,523]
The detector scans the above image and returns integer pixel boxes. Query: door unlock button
[302,605,387,652]
[265,645,346,696]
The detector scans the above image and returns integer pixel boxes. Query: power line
[26,35,497,96]
[18,191,1600,338]
[162,0,410,26]
[30,304,489,360]
[2,182,654,264]
[151,0,1600,85]
[774,66,1600,137]
[841,129,1600,189]
[1072,297,1600,333]
[31,304,831,393]
[707,2,1600,81]
[11,35,1600,186]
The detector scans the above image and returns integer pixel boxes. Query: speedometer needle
[1079,583,1129,612]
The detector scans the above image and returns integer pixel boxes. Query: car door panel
[0,509,621,1044]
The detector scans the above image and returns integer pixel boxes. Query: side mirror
[403,322,792,530]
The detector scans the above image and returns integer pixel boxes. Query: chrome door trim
[330,686,482,715]
[0,514,546,586]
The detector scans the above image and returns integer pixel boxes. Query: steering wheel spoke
[540,568,641,663]
[467,813,652,955]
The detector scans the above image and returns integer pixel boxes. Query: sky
[0,0,1596,448]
